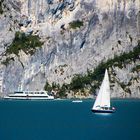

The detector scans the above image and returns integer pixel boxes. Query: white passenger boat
[4,90,54,100]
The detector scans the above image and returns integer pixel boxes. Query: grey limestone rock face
[0,0,140,97]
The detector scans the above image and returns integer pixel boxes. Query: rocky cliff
[0,0,140,98]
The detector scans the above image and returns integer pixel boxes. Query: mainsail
[92,69,110,110]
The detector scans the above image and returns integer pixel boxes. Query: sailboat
[92,69,115,113]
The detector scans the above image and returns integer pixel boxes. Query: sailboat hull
[92,109,115,113]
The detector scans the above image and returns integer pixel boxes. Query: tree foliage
[69,20,83,29]
[0,0,4,14]
[6,31,43,56]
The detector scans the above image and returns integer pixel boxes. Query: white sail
[92,69,110,110]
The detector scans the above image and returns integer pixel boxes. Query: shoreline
[1,97,140,101]
[1,92,140,100]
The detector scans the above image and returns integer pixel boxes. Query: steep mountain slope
[0,0,140,97]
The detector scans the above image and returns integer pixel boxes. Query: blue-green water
[0,99,140,140]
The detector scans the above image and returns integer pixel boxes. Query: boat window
[14,91,23,94]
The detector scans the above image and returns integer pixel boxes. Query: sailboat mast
[100,69,110,108]
[92,69,111,110]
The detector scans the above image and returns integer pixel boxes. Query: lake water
[0,99,140,140]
